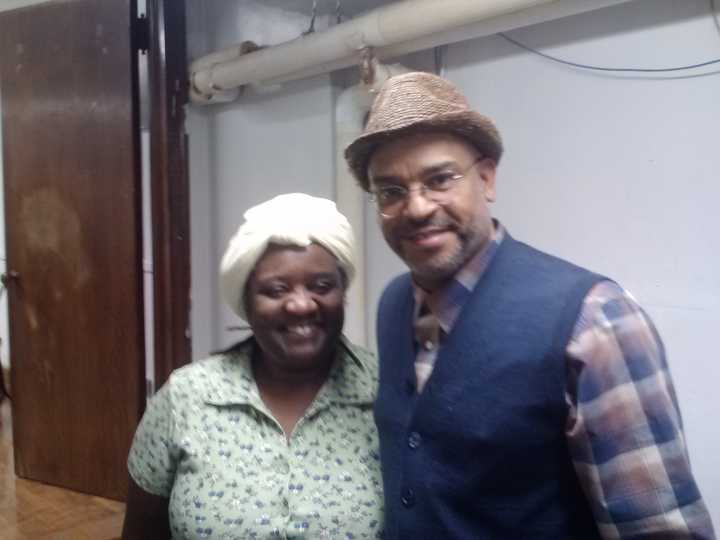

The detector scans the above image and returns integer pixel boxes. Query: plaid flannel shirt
[412,223,715,538]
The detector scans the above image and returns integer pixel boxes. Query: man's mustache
[397,216,455,236]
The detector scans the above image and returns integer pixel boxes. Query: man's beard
[398,217,485,288]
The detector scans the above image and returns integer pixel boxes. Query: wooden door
[0,0,145,500]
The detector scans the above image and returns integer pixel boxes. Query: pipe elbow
[190,68,240,105]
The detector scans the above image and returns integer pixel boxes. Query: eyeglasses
[370,157,483,218]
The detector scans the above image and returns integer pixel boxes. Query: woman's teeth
[287,324,314,337]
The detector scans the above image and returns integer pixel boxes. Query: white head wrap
[219,193,356,320]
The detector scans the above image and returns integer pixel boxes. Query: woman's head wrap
[219,193,356,320]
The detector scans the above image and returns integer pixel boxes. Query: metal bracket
[134,14,150,54]
[360,47,377,86]
[0,270,19,288]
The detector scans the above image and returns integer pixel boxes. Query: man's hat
[344,71,503,192]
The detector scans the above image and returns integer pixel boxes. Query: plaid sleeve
[565,280,716,539]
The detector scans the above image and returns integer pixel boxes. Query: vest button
[407,431,422,449]
[401,488,415,508]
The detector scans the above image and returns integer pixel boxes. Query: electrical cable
[434,45,447,78]
[336,0,343,24]
[499,32,720,73]
[712,0,720,37]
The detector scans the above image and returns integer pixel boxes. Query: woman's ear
[338,266,349,291]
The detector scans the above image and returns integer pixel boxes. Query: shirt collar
[413,220,505,333]
[203,336,376,408]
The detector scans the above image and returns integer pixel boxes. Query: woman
[122,193,383,539]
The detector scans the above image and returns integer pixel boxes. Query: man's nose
[285,289,317,315]
[403,187,437,220]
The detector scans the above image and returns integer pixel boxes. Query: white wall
[366,0,720,524]
[186,0,215,362]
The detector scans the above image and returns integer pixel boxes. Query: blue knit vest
[375,235,605,539]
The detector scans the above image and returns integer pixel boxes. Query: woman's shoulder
[163,339,253,394]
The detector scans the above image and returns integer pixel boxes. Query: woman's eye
[262,285,287,298]
[310,279,336,294]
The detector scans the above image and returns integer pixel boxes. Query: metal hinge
[135,14,150,54]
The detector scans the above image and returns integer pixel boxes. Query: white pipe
[190,0,636,102]
[0,0,47,11]
[192,0,546,96]
[334,63,410,347]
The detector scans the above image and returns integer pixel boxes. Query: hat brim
[345,110,503,192]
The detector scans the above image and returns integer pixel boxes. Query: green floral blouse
[127,336,384,539]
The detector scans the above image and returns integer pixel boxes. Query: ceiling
[0,0,394,16]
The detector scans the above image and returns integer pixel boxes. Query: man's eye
[378,186,406,203]
[425,172,458,191]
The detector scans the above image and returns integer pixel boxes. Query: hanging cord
[712,0,720,38]
[303,0,318,35]
[336,0,343,24]
[498,31,720,73]
[304,1,343,35]
[434,45,447,77]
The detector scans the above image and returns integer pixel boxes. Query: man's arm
[565,280,715,539]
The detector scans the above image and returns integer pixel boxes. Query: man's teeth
[288,324,314,336]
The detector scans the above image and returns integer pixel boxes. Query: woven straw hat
[344,72,503,191]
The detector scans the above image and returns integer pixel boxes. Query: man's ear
[478,158,497,202]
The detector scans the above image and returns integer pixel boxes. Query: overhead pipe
[190,0,636,103]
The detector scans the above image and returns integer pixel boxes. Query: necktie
[414,303,440,393]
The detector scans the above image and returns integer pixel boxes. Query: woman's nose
[285,289,317,315]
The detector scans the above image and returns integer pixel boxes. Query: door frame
[147,0,191,387]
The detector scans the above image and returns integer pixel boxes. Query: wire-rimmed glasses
[370,156,483,218]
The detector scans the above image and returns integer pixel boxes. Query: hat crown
[365,72,471,134]
[344,71,503,191]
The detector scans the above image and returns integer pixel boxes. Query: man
[344,72,715,539]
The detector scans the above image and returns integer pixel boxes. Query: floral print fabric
[128,337,384,539]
